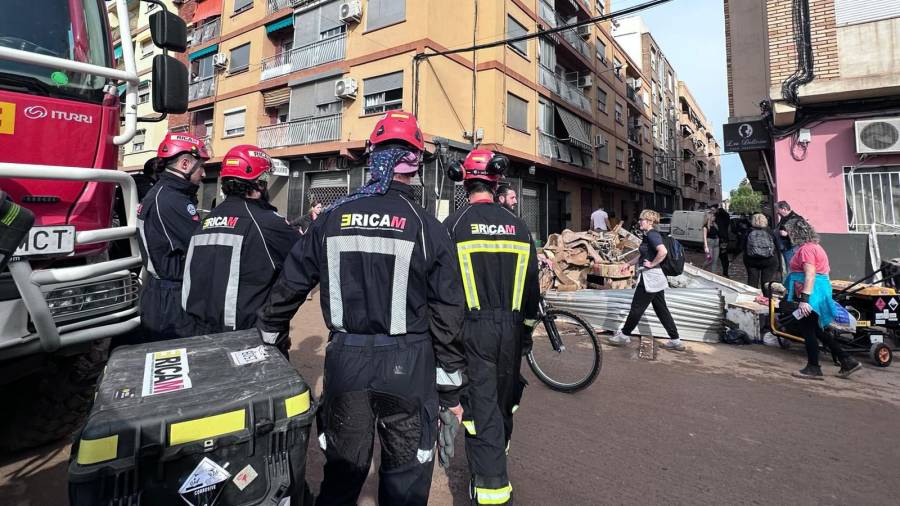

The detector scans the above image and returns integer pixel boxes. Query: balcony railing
[539,65,591,113]
[257,114,342,149]
[538,130,591,169]
[189,76,215,102]
[556,14,592,60]
[189,18,220,48]
[267,0,294,13]
[539,1,557,26]
[261,34,347,81]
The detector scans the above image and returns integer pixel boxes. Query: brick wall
[167,0,198,130]
[724,0,734,115]
[767,0,839,91]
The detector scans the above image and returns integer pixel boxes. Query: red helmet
[369,110,425,151]
[156,132,210,161]
[221,145,274,180]
[447,149,509,183]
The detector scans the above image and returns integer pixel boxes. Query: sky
[622,0,744,196]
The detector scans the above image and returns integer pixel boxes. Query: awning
[556,106,592,151]
[192,0,223,23]
[189,44,218,61]
[265,15,293,34]
[262,87,291,108]
[114,45,122,59]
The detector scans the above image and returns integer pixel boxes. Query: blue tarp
[189,44,219,61]
[114,45,122,58]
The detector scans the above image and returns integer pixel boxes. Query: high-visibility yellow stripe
[285,391,310,417]
[475,484,513,504]
[456,240,530,311]
[462,420,476,435]
[77,435,118,465]
[169,409,246,446]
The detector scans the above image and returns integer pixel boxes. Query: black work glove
[438,405,462,468]
[521,323,535,357]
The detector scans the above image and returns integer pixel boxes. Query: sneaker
[660,339,686,351]
[792,365,824,380]
[837,359,862,379]
[607,331,631,347]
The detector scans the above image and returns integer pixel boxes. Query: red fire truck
[0,0,187,450]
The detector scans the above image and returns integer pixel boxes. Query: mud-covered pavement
[3,293,899,505]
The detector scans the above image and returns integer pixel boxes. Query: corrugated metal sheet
[835,0,900,26]
[545,288,726,343]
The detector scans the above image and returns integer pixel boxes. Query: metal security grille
[453,183,468,212]
[844,167,900,232]
[287,170,304,220]
[305,171,349,209]
[520,184,544,242]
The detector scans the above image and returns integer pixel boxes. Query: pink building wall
[774,118,900,233]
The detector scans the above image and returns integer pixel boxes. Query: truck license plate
[14,226,75,257]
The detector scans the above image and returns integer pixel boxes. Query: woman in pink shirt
[784,219,861,380]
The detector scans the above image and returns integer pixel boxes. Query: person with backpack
[607,209,684,351]
[743,213,780,297]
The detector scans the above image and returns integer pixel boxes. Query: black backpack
[745,229,775,259]
[660,235,685,276]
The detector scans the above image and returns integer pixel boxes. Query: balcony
[261,34,347,81]
[189,76,216,102]
[267,0,294,14]
[538,2,592,61]
[628,127,642,145]
[257,114,342,149]
[189,18,220,48]
[539,66,591,113]
[538,130,592,169]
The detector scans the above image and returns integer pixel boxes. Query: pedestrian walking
[783,219,862,380]
[743,213,780,297]
[292,200,322,234]
[179,145,299,344]
[444,149,541,506]
[702,210,720,274]
[256,111,467,505]
[775,200,804,268]
[714,205,732,278]
[136,133,209,340]
[608,209,684,351]
[495,183,518,213]
[590,205,610,232]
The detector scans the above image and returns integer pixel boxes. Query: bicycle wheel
[527,308,602,393]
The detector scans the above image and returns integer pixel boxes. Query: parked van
[669,210,708,247]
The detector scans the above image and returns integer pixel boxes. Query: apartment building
[724,0,900,233]
[109,0,179,170]
[678,82,720,210]
[167,0,658,238]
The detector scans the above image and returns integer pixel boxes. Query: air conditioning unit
[577,74,593,88]
[855,118,900,154]
[212,52,228,68]
[339,0,362,23]
[334,77,358,99]
[575,24,591,39]
[595,135,607,148]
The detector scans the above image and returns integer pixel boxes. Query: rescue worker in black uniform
[444,149,541,505]
[256,111,467,506]
[180,144,299,343]
[136,133,209,339]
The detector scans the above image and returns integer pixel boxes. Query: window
[596,0,605,14]
[613,57,622,79]
[137,81,151,104]
[223,108,246,137]
[140,39,153,59]
[320,25,347,40]
[597,87,607,113]
[596,133,608,162]
[192,54,215,79]
[615,147,624,169]
[288,77,343,120]
[650,49,657,72]
[667,71,674,93]
[844,167,900,232]
[363,71,403,115]
[596,39,607,66]
[614,101,623,124]
[233,0,253,14]
[645,160,652,180]
[506,16,528,56]
[644,123,651,143]
[229,43,250,74]
[506,93,528,132]
[132,129,146,152]
[367,0,406,31]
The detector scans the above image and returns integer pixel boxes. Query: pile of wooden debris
[539,227,641,292]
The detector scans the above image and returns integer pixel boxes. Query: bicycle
[526,264,602,393]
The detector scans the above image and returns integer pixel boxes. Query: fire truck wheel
[0,339,110,452]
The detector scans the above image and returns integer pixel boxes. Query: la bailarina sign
[723,120,771,152]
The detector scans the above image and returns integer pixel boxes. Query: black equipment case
[69,330,315,505]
